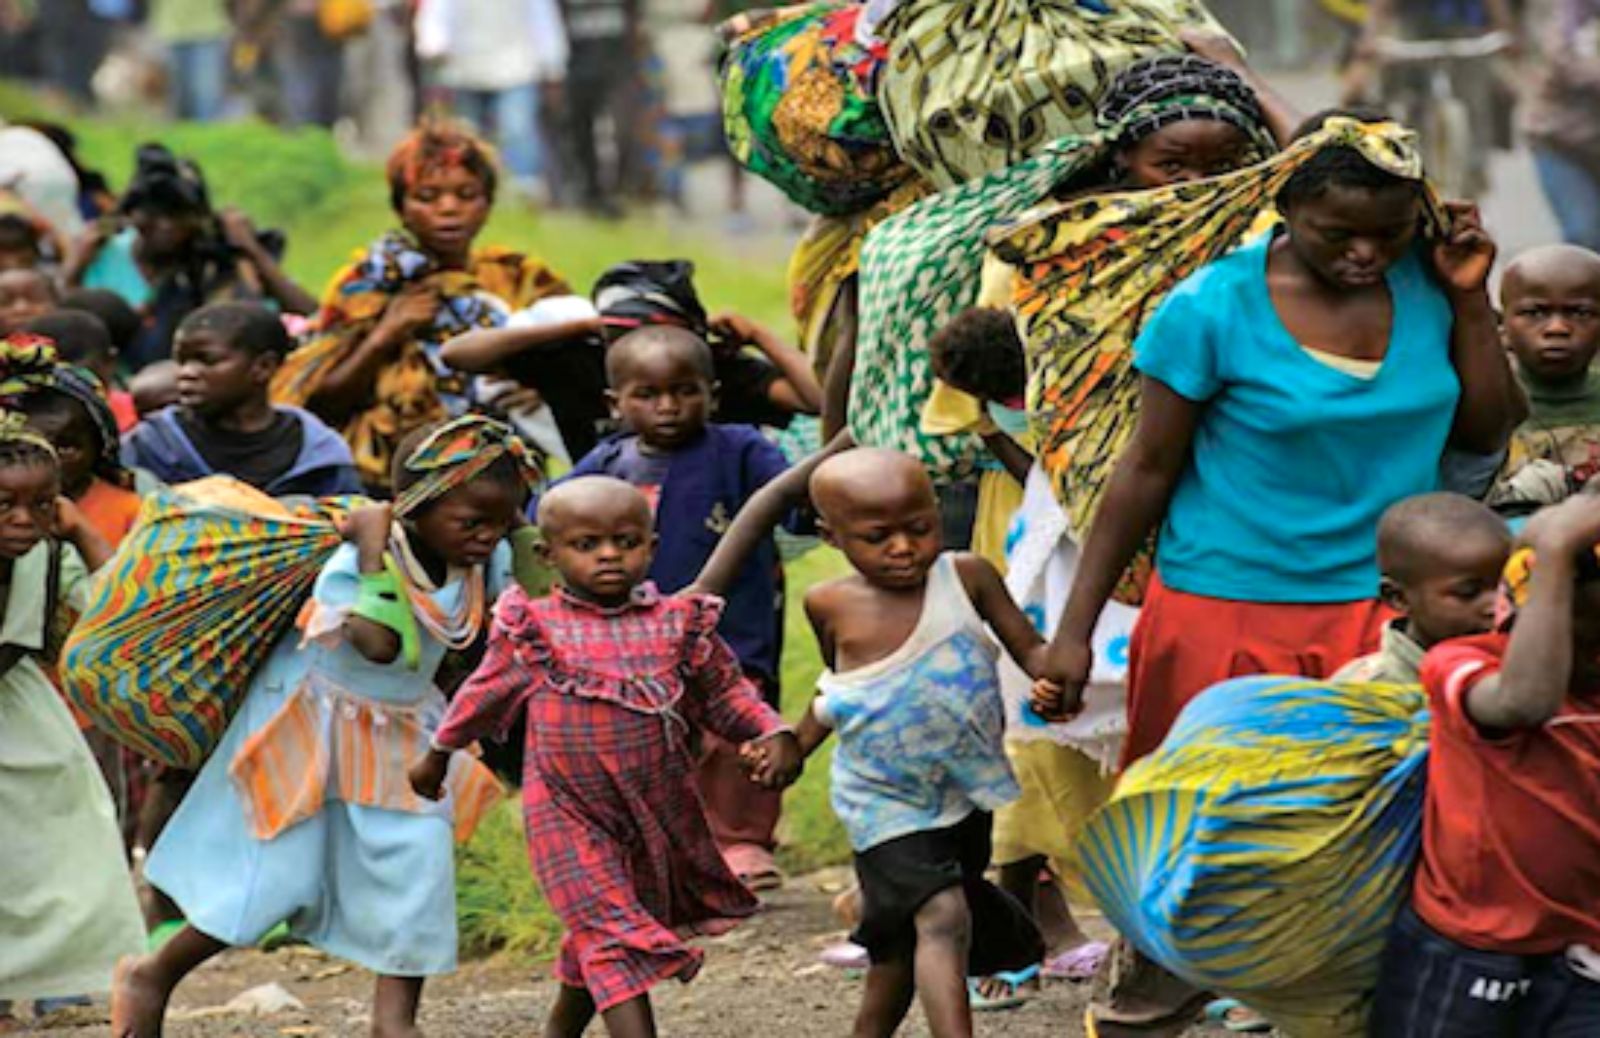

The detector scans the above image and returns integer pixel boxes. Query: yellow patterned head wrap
[393,414,544,517]
[989,118,1444,604]
[0,410,57,459]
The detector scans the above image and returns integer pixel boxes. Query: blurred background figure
[416,0,568,203]
[1525,0,1600,250]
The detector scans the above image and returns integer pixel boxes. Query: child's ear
[605,389,621,421]
[254,351,282,385]
[1379,576,1409,616]
[816,517,838,548]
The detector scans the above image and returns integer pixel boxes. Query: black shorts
[1371,905,1600,1037]
[851,811,1043,973]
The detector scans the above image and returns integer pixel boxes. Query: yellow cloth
[992,739,1115,904]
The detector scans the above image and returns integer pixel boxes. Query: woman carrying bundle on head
[111,415,543,1038]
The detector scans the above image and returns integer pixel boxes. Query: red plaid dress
[433,583,788,1011]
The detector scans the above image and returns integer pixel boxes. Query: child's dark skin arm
[309,284,441,422]
[792,589,840,760]
[688,430,854,597]
[1435,203,1527,453]
[1466,496,1600,730]
[980,426,1033,484]
[820,279,859,442]
[55,496,113,571]
[438,317,606,373]
[712,312,824,415]
[1040,378,1200,715]
[341,503,403,665]
[953,553,1050,676]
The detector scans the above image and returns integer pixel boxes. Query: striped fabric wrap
[60,478,361,769]
[228,672,502,844]
[1079,676,1431,1038]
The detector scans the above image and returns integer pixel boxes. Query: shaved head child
[792,447,1058,1038]
[1492,245,1600,511]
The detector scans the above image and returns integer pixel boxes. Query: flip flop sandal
[1043,940,1111,982]
[819,942,870,971]
[1205,998,1274,1033]
[968,965,1040,1012]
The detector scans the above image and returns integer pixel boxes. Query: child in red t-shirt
[1371,493,1600,1036]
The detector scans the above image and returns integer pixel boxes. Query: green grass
[3,88,842,959]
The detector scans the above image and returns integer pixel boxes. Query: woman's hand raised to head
[1432,202,1498,297]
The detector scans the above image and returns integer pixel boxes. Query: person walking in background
[147,0,235,122]
[276,0,349,129]
[559,0,638,217]
[1526,0,1600,251]
[416,0,568,202]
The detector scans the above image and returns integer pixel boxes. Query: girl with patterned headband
[113,414,543,1038]
[0,410,144,1026]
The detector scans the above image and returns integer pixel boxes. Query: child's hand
[1030,678,1084,723]
[1522,492,1600,558]
[743,732,803,789]
[409,749,450,801]
[1432,202,1497,296]
[341,502,394,548]
[53,495,90,541]
[374,283,441,345]
[709,311,758,347]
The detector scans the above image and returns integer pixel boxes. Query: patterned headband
[394,414,544,517]
[0,410,57,458]
[0,332,126,482]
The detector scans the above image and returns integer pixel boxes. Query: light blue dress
[145,541,510,977]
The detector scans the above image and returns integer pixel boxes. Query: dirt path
[22,871,1229,1037]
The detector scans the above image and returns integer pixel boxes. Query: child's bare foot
[110,956,169,1038]
[370,1021,423,1038]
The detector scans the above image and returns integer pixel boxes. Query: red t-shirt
[1416,633,1600,954]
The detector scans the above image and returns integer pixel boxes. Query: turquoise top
[1134,234,1459,604]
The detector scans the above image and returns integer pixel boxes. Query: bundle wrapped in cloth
[720,1,914,216]
[1079,675,1431,1037]
[876,0,1233,189]
[61,478,361,769]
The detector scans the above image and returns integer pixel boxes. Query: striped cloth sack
[1079,676,1430,1037]
[61,477,360,769]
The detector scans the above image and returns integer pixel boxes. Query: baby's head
[172,302,291,421]
[0,412,60,561]
[605,326,717,452]
[1377,493,1511,650]
[129,360,180,416]
[812,448,942,591]
[538,476,657,605]
[928,307,1026,407]
[392,416,539,570]
[1499,244,1600,387]
[0,268,57,336]
[0,213,43,273]
[59,288,140,369]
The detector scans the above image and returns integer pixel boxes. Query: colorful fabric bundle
[787,178,928,369]
[1080,675,1431,1037]
[991,118,1441,603]
[273,230,568,491]
[876,0,1233,189]
[849,138,1092,481]
[719,1,913,216]
[60,478,361,768]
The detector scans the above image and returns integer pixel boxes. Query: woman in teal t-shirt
[1043,116,1522,771]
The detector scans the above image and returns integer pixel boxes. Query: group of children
[0,115,1598,1038]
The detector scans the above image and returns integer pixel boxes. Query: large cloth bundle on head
[876,0,1232,189]
[61,479,360,769]
[720,2,914,215]
[1080,675,1431,1037]
[991,118,1442,604]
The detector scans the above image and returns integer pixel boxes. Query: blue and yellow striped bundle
[61,478,361,769]
[1080,676,1429,1037]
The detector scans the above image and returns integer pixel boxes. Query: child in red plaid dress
[411,475,803,1038]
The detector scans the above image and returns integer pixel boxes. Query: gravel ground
[17,870,1239,1037]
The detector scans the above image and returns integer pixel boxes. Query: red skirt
[1122,575,1388,768]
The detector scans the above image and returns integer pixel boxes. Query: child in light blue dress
[113,416,543,1038]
